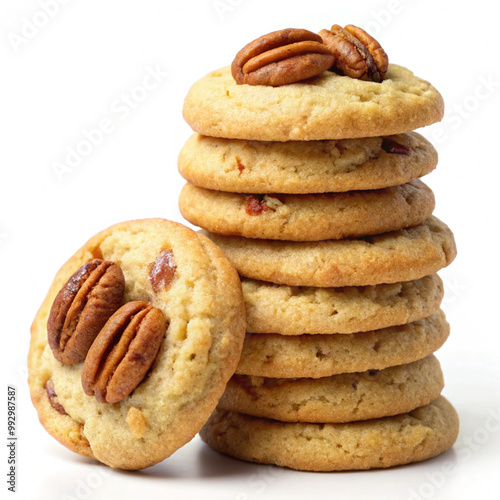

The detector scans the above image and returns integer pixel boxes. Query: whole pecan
[47,260,125,364]
[81,301,167,404]
[319,24,388,82]
[231,28,334,86]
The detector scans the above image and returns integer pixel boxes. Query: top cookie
[183,64,444,141]
[28,218,246,470]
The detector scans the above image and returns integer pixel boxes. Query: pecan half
[81,301,167,404]
[47,260,125,364]
[319,24,388,82]
[231,28,334,86]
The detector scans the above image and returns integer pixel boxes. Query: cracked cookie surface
[237,311,448,378]
[200,396,459,471]
[178,132,437,194]
[183,65,444,141]
[242,274,443,334]
[221,355,443,422]
[204,216,456,287]
[28,219,246,470]
[180,180,435,241]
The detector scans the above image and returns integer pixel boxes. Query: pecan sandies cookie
[29,219,246,469]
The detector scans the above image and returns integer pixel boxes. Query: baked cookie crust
[204,216,456,287]
[183,65,444,141]
[201,396,459,471]
[180,180,435,241]
[221,355,444,422]
[237,311,449,378]
[178,132,437,194]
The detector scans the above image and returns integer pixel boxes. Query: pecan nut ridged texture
[231,28,334,86]
[319,24,388,82]
[81,301,167,404]
[47,259,125,364]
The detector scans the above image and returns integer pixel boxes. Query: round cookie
[28,218,246,470]
[203,216,456,287]
[220,355,443,423]
[178,132,437,194]
[200,396,459,471]
[243,274,443,335]
[237,311,449,378]
[183,65,444,141]
[179,180,435,241]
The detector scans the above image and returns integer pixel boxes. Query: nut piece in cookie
[149,249,176,293]
[231,28,334,86]
[81,301,167,404]
[45,379,67,415]
[47,260,125,364]
[382,135,410,154]
[319,24,388,82]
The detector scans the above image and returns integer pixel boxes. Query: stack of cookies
[179,26,459,471]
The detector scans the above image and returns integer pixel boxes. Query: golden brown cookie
[242,274,443,335]
[203,216,456,287]
[237,311,449,378]
[200,396,459,471]
[178,132,437,194]
[221,355,443,423]
[183,65,444,141]
[28,219,246,470]
[179,180,435,241]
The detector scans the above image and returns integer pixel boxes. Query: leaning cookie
[28,219,246,470]
[180,180,435,241]
[178,132,437,194]
[203,216,456,287]
[183,65,444,141]
[221,355,444,423]
[237,311,449,378]
[201,396,459,471]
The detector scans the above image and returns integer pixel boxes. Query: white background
[2,1,499,499]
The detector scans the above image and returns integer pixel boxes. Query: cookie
[183,65,444,141]
[220,355,443,423]
[237,311,449,378]
[179,180,435,241]
[28,218,246,470]
[178,132,437,194]
[203,216,456,287]
[200,396,459,471]
[243,274,443,335]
